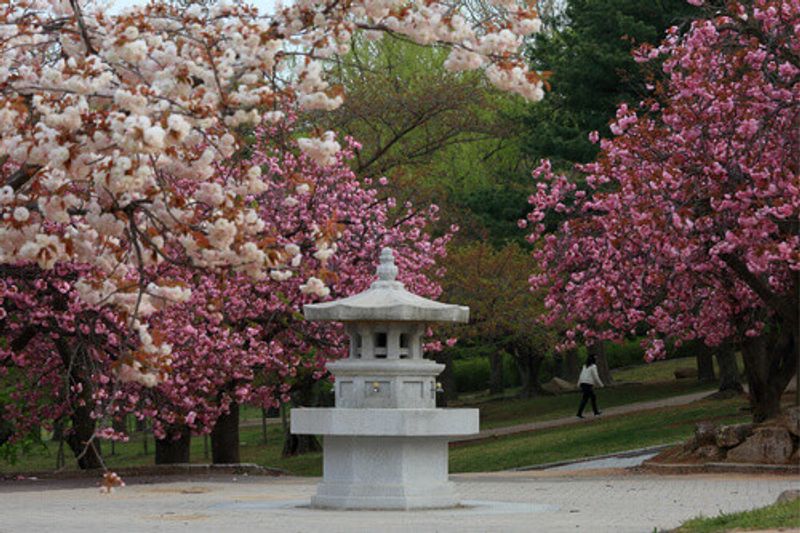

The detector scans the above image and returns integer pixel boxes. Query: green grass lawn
[0,422,325,477]
[671,499,800,532]
[453,355,730,405]
[0,425,283,473]
[470,379,715,430]
[1,356,748,477]
[612,355,744,384]
[449,396,749,472]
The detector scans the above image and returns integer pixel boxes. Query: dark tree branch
[721,253,797,325]
[10,326,39,353]
[4,163,42,191]
[68,0,98,55]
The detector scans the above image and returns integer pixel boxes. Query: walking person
[576,354,604,418]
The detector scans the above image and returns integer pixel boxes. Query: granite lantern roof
[303,247,469,323]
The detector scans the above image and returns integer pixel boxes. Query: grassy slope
[474,380,713,430]
[672,499,800,532]
[450,355,731,429]
[450,397,749,472]
[612,354,745,383]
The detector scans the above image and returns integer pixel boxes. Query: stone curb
[640,460,800,476]
[512,443,678,472]
[0,462,288,481]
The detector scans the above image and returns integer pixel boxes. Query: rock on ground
[781,406,800,438]
[776,489,800,504]
[674,367,698,380]
[726,427,794,464]
[715,423,754,448]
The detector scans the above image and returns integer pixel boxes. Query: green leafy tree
[323,35,532,246]
[442,242,554,398]
[522,0,700,166]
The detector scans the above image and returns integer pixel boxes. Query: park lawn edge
[669,499,800,532]
[447,397,749,473]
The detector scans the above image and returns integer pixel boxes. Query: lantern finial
[376,247,398,282]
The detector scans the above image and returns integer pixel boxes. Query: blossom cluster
[136,119,453,439]
[526,0,799,360]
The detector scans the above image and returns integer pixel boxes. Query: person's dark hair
[585,354,597,367]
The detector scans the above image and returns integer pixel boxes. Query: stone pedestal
[292,408,478,509]
[314,436,456,509]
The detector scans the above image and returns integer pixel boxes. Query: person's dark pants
[577,383,599,416]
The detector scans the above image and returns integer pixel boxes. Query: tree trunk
[281,404,321,457]
[261,408,268,445]
[155,426,191,464]
[696,350,716,382]
[51,418,65,442]
[563,348,580,383]
[54,340,103,469]
[65,402,103,469]
[741,326,796,422]
[589,342,613,385]
[112,415,128,434]
[282,431,321,456]
[110,415,127,455]
[552,352,564,380]
[281,373,323,458]
[515,347,545,399]
[488,351,504,395]
[716,344,743,392]
[0,411,13,447]
[516,350,532,398]
[211,402,240,464]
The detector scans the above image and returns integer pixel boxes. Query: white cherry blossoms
[282,0,544,163]
[298,132,342,167]
[300,276,331,298]
[1,0,545,373]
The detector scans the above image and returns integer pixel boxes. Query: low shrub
[453,352,520,393]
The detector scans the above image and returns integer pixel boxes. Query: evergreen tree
[522,0,699,166]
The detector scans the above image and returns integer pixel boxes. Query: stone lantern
[291,248,478,509]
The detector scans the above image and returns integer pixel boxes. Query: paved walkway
[1,471,796,532]
[543,450,662,471]
[454,390,713,443]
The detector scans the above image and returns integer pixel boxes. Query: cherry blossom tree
[0,264,134,469]
[0,0,545,387]
[526,0,799,421]
[1,117,453,467]
[140,120,453,462]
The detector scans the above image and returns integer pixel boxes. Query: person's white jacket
[578,364,604,387]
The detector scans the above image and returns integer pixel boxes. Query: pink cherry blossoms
[526,0,798,385]
[139,120,453,440]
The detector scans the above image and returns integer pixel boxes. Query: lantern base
[311,435,458,510]
[293,408,478,509]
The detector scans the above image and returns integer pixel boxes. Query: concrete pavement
[1,470,797,532]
